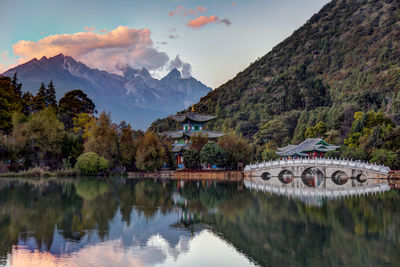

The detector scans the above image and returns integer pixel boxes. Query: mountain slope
[151,0,400,147]
[2,54,211,129]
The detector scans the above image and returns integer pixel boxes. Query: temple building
[277,138,339,159]
[162,111,224,168]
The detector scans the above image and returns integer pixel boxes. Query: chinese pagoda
[162,110,224,168]
[277,138,339,159]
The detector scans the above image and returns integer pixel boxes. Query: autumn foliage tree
[84,111,118,167]
[218,135,253,169]
[135,132,165,172]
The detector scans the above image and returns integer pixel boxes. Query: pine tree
[11,72,22,99]
[32,82,46,112]
[21,91,34,116]
[45,80,57,108]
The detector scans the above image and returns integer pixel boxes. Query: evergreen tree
[21,91,34,116]
[0,76,22,133]
[11,72,22,99]
[32,82,46,112]
[45,80,57,108]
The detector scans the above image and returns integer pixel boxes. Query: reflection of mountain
[2,54,212,129]
[18,209,194,260]
[0,178,399,267]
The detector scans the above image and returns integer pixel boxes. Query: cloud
[187,15,219,28]
[232,2,237,6]
[187,15,231,29]
[168,34,179,39]
[83,26,96,32]
[12,26,170,74]
[168,55,192,78]
[184,6,207,16]
[169,5,184,16]
[220,18,232,26]
[100,29,108,33]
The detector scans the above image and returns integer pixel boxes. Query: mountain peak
[164,68,181,80]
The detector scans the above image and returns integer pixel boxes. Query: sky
[0,0,330,88]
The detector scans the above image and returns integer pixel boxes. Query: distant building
[277,138,339,159]
[161,110,224,168]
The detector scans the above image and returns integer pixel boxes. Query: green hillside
[151,0,400,167]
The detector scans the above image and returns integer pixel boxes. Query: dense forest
[0,74,251,173]
[0,74,171,173]
[150,0,400,168]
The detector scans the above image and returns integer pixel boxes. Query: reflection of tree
[0,178,399,267]
[204,190,400,266]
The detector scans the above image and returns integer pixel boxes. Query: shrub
[183,149,200,169]
[75,152,109,175]
[200,143,227,167]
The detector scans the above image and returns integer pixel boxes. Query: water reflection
[0,178,399,266]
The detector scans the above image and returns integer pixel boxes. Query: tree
[0,76,22,133]
[369,149,399,170]
[190,132,208,152]
[135,132,165,171]
[32,82,46,112]
[59,89,96,115]
[73,113,96,139]
[183,149,200,169]
[11,108,65,168]
[119,125,137,170]
[11,72,22,100]
[75,152,109,175]
[84,111,118,167]
[21,91,34,116]
[200,142,227,167]
[62,132,84,167]
[45,81,57,108]
[218,135,253,169]
[305,121,327,138]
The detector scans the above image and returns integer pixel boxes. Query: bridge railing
[244,157,390,174]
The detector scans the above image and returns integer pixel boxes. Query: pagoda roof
[171,112,217,123]
[277,138,339,157]
[161,130,225,139]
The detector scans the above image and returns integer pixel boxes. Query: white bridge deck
[245,157,390,175]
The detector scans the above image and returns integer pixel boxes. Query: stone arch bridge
[244,157,390,186]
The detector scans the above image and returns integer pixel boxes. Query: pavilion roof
[171,112,217,123]
[277,138,339,157]
[161,130,224,139]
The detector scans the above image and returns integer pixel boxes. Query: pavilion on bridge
[277,138,339,159]
[161,109,224,168]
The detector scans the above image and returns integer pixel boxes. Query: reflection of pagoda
[162,108,224,168]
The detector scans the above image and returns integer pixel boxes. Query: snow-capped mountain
[2,54,211,129]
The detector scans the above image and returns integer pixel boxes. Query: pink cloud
[169,5,184,16]
[100,29,108,33]
[187,15,231,29]
[12,26,170,74]
[232,2,237,7]
[83,26,95,32]
[187,15,219,28]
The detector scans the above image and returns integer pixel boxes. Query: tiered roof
[162,130,225,139]
[171,113,217,123]
[277,138,339,157]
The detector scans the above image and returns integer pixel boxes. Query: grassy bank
[0,167,79,178]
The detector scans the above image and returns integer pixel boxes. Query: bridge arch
[356,173,367,183]
[261,172,271,181]
[278,170,294,184]
[331,170,349,185]
[301,167,324,188]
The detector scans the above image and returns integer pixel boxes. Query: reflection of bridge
[244,157,390,183]
[244,178,390,206]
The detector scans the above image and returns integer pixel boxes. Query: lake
[0,178,399,266]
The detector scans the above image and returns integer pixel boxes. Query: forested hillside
[151,0,400,167]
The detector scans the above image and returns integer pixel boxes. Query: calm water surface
[0,178,399,266]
